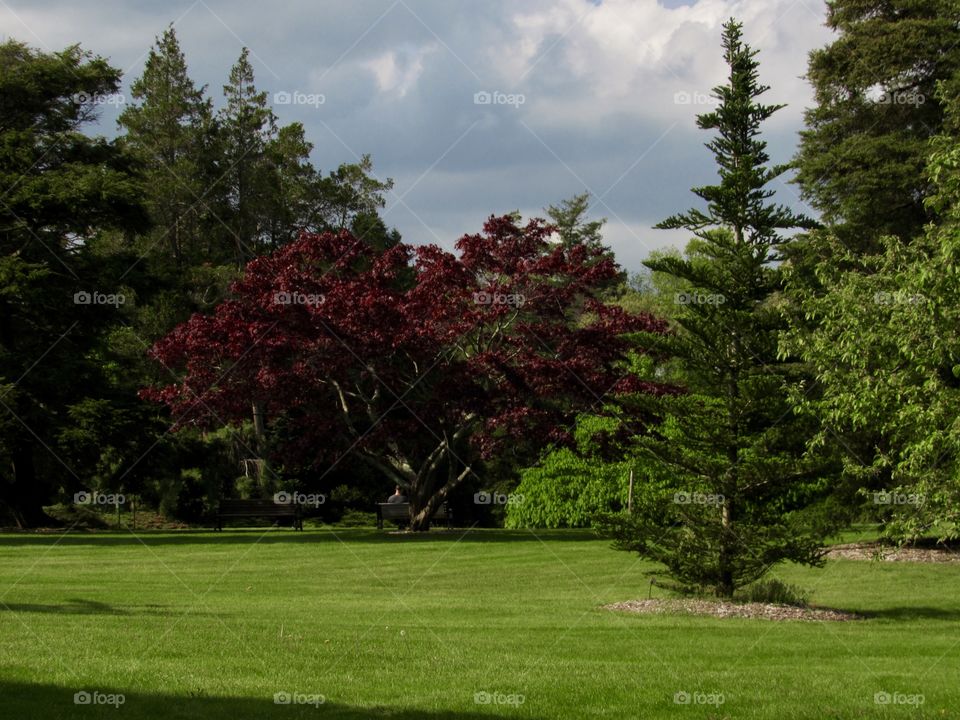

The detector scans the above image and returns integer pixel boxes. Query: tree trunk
[251,401,266,451]
[717,498,735,599]
[409,491,444,532]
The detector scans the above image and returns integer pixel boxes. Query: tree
[142,215,669,530]
[0,41,147,526]
[217,47,277,266]
[545,192,605,249]
[263,122,320,249]
[598,20,828,598]
[783,77,960,542]
[118,25,214,269]
[315,154,394,233]
[794,0,960,249]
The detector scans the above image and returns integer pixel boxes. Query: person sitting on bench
[387,485,406,503]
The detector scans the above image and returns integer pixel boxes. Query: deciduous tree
[143,215,668,530]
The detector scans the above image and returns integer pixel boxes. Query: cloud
[362,43,438,97]
[0,0,832,272]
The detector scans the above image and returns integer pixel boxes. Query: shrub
[736,578,810,607]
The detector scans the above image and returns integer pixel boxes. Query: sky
[1,0,834,274]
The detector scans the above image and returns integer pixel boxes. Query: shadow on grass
[860,606,960,621]
[0,599,222,618]
[0,680,541,720]
[0,528,600,547]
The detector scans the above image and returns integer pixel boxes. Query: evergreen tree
[218,47,277,266]
[795,0,960,249]
[599,20,828,598]
[0,40,147,526]
[264,121,319,249]
[315,154,394,232]
[118,25,214,269]
[545,192,604,248]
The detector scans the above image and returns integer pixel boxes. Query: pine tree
[118,25,213,269]
[599,20,828,599]
[218,47,277,266]
[545,192,604,248]
[794,0,960,249]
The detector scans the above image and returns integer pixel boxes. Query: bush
[506,414,648,529]
[505,448,630,528]
[736,578,810,607]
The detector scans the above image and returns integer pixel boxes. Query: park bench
[376,502,452,529]
[216,499,303,531]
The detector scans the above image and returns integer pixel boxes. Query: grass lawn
[0,527,957,719]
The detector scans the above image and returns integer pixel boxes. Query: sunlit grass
[0,528,956,719]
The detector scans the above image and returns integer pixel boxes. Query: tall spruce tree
[599,20,829,598]
[795,0,960,249]
[118,26,214,269]
[218,47,276,266]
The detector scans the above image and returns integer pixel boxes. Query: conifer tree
[599,20,828,598]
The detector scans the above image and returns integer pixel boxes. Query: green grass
[0,527,957,719]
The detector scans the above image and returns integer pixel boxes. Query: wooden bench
[216,499,303,531]
[376,502,451,529]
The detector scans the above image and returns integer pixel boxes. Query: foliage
[545,192,605,249]
[117,24,214,270]
[598,20,830,598]
[506,415,633,528]
[0,40,148,526]
[143,215,669,530]
[794,0,960,247]
[735,577,810,607]
[783,80,960,542]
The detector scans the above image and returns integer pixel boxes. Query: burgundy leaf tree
[142,214,669,529]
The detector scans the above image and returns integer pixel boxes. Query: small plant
[736,578,810,607]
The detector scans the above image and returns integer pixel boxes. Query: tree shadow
[0,680,543,719]
[858,606,960,621]
[0,528,599,547]
[0,599,220,617]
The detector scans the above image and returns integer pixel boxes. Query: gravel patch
[603,598,861,622]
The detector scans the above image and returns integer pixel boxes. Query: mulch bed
[825,542,960,563]
[603,598,861,622]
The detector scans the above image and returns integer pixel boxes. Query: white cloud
[1,0,833,269]
[362,43,438,97]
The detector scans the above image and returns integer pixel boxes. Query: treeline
[0,27,398,527]
[0,25,603,530]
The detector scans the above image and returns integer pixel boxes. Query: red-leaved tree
[142,214,669,529]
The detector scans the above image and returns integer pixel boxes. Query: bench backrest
[219,499,299,516]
